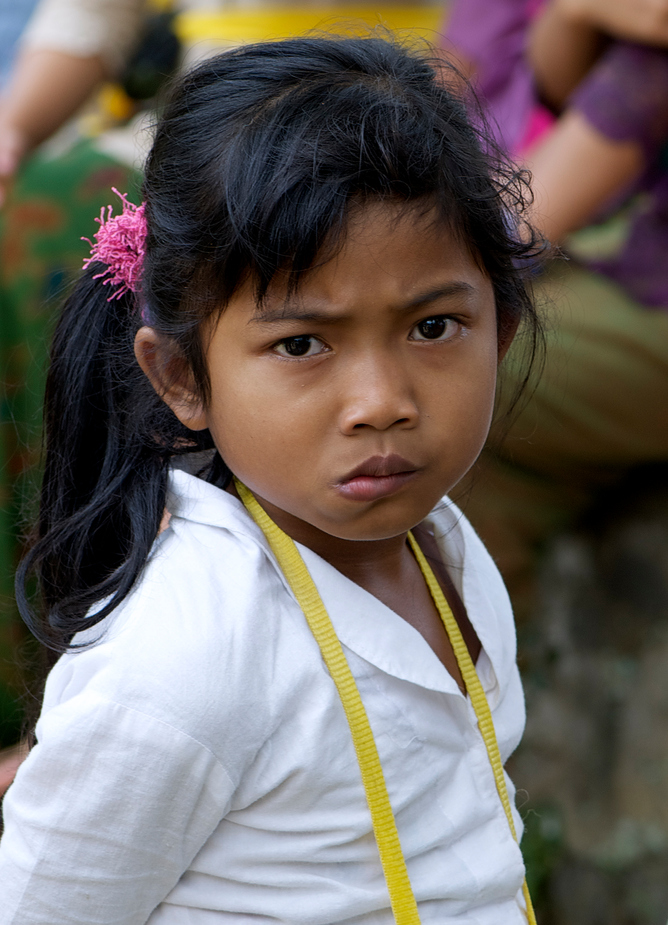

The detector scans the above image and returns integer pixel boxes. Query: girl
[0,35,542,924]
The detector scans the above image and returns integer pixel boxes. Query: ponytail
[16,266,212,651]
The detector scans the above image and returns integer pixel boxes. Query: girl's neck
[247,488,479,692]
[248,491,410,587]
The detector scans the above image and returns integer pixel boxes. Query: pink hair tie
[82,188,147,301]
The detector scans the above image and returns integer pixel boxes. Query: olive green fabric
[0,139,142,746]
[454,261,668,620]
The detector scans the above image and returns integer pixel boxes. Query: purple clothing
[446,0,668,309]
[573,42,668,164]
[444,0,540,153]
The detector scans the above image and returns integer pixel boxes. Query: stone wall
[512,465,668,924]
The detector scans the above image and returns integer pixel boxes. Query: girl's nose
[338,358,419,434]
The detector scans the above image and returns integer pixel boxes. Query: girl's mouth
[336,455,419,502]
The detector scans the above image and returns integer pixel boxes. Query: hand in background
[530,0,668,110]
[562,0,668,46]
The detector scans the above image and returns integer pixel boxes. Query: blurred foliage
[522,804,566,917]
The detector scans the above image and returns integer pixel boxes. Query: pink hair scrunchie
[82,189,147,301]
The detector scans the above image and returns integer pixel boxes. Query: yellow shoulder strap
[407,533,537,925]
[235,479,536,924]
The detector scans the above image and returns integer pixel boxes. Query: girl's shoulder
[102,467,293,639]
[43,469,314,760]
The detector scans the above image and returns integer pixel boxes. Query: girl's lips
[336,470,418,502]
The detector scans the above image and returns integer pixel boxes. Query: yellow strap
[236,479,535,924]
[235,480,420,924]
[406,535,537,925]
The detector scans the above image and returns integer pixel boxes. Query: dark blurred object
[121,12,180,101]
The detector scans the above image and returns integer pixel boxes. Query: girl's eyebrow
[251,282,476,325]
[404,282,476,309]
[251,305,339,325]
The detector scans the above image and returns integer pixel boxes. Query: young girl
[0,36,542,924]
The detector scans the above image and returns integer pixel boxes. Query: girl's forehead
[300,202,475,283]
[219,203,492,327]
[306,204,483,290]
[344,198,451,245]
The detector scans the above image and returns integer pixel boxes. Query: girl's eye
[410,316,459,342]
[273,335,327,358]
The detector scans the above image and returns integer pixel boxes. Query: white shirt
[22,0,147,76]
[0,469,527,924]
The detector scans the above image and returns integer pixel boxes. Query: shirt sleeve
[0,690,234,925]
[570,41,668,165]
[20,0,146,75]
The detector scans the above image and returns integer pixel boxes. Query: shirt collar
[167,467,271,548]
[297,504,510,703]
[167,469,512,703]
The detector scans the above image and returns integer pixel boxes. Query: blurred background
[1,0,668,921]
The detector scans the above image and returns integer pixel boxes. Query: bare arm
[527,108,644,241]
[0,744,27,799]
[1,47,107,154]
[0,48,107,205]
[529,0,668,111]
[528,1,607,110]
[0,0,145,205]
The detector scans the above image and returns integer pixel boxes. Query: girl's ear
[134,326,208,431]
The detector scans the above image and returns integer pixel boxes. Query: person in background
[445,0,668,617]
[0,0,145,202]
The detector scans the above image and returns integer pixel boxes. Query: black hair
[17,34,544,651]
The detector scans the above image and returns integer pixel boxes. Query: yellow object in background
[98,84,136,123]
[175,4,445,50]
[79,84,137,138]
[80,4,448,143]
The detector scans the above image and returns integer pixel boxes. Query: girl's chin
[309,499,440,544]
[240,474,448,543]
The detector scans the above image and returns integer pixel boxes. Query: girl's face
[140,202,510,543]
